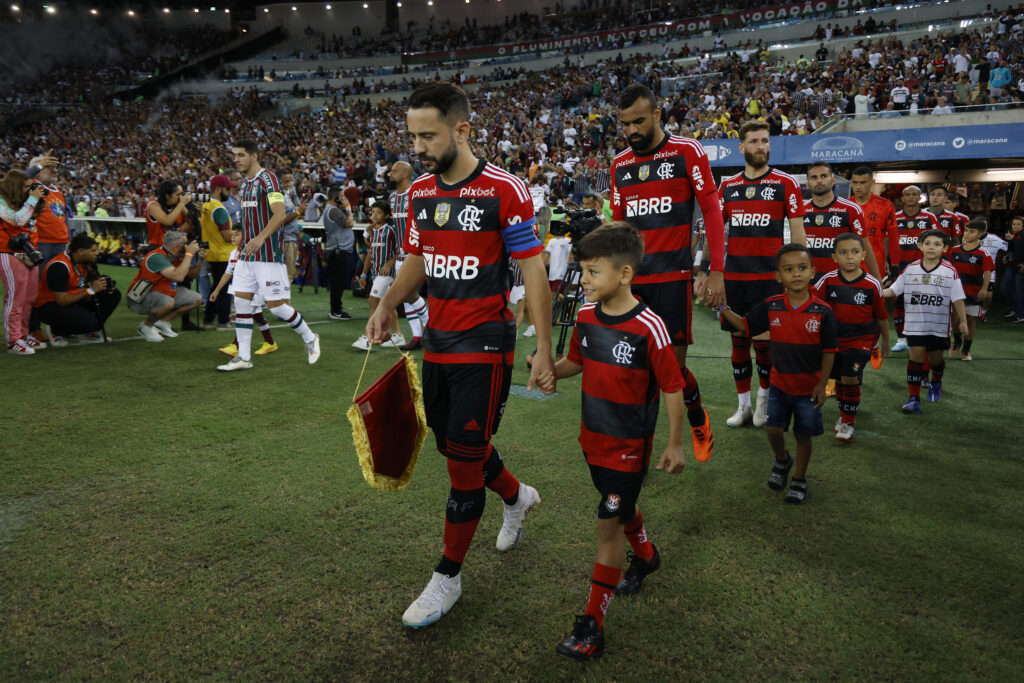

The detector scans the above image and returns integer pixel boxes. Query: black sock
[963,339,973,354]
[435,555,462,578]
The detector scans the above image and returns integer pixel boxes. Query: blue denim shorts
[766,384,824,436]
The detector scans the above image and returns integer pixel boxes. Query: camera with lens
[196,240,210,250]
[8,232,45,266]
[548,208,603,246]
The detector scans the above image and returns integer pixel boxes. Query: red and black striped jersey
[568,301,683,473]
[948,245,995,304]
[719,168,805,282]
[812,269,887,351]
[369,220,400,277]
[239,168,285,263]
[610,135,720,283]
[404,159,542,365]
[932,209,964,247]
[743,293,838,395]
[892,208,939,273]
[803,196,867,280]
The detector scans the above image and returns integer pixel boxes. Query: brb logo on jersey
[423,253,479,280]
[626,196,672,218]
[458,204,484,231]
[611,340,635,365]
[910,293,945,306]
[807,237,834,249]
[731,210,771,227]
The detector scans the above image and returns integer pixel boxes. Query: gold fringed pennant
[348,345,427,492]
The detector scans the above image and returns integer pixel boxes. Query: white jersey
[545,236,572,282]
[980,233,1008,263]
[889,259,965,337]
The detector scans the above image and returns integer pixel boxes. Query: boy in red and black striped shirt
[812,234,889,443]
[721,244,837,504]
[949,218,996,360]
[533,223,686,661]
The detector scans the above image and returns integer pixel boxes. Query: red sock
[584,562,621,629]
[623,510,655,561]
[681,367,705,423]
[255,313,274,344]
[753,339,772,391]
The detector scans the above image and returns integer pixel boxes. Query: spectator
[35,233,121,341]
[0,170,47,355]
[930,96,954,115]
[989,60,1012,97]
[125,230,206,342]
[322,186,356,321]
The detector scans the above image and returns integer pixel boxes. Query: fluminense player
[388,160,430,350]
[217,139,320,371]
[717,120,806,428]
[611,84,723,462]
[367,82,556,629]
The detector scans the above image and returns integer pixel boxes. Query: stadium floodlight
[127,9,135,16]
[163,7,170,12]
[292,5,297,9]
[326,3,331,8]
[397,1,401,6]
[45,5,55,13]
[11,4,19,11]
[985,169,1024,177]
[362,2,367,6]
[193,7,199,12]
[90,8,98,14]
[427,1,433,5]
[264,7,269,12]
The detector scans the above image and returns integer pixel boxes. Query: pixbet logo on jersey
[626,196,672,217]
[423,253,479,280]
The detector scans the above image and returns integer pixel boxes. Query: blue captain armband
[501,217,540,254]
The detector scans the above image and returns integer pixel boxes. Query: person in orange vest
[145,180,195,247]
[36,233,121,339]
[126,230,206,342]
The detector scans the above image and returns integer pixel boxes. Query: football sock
[435,555,461,578]
[233,297,255,361]
[894,297,905,338]
[922,356,931,374]
[442,456,486,565]
[623,510,655,562]
[681,367,705,426]
[963,339,973,354]
[584,563,620,629]
[404,297,428,338]
[756,386,769,407]
[255,313,274,344]
[753,339,772,391]
[952,333,963,350]
[931,360,945,385]
[269,303,315,344]
[738,391,751,409]
[839,384,860,424]
[731,336,753,394]
[481,445,520,504]
[907,361,925,398]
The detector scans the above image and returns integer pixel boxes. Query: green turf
[2,264,1023,679]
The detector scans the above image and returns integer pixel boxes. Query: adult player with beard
[803,161,881,283]
[718,120,806,428]
[388,160,430,350]
[367,83,555,629]
[611,84,723,463]
[217,139,321,371]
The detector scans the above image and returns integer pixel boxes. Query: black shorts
[906,335,950,352]
[588,461,645,523]
[830,349,871,382]
[633,279,692,346]
[723,279,783,329]
[422,361,512,453]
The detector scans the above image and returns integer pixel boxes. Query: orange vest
[129,247,182,297]
[36,251,84,306]
[34,185,70,244]
[145,200,186,246]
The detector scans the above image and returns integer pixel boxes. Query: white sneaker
[306,333,321,364]
[352,335,371,351]
[217,356,253,372]
[496,483,540,552]
[891,338,909,352]
[834,418,843,433]
[752,398,769,428]
[523,325,536,337]
[24,336,47,350]
[402,571,462,628]
[835,423,855,442]
[382,333,406,348]
[7,339,35,355]
[48,334,69,348]
[153,321,179,338]
[725,405,752,428]
[78,332,105,344]
[138,323,163,342]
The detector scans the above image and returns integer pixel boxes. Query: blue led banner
[700,123,1024,168]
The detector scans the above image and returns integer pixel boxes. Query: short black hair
[409,82,470,124]
[232,138,258,155]
[929,185,947,196]
[850,165,873,177]
[370,200,391,216]
[574,221,644,272]
[327,186,344,203]
[619,84,657,111]
[69,232,97,253]
[964,217,988,234]
[156,179,181,206]
[833,232,864,251]
[917,229,949,246]
[808,160,833,174]
[776,242,811,265]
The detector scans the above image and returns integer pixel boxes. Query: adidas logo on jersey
[830,291,838,298]
[581,336,588,347]
[622,172,632,180]
[417,209,427,220]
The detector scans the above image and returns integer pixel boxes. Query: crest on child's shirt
[805,318,820,333]
[611,340,635,365]
[854,291,867,305]
[434,202,451,226]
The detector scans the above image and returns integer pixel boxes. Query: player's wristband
[699,261,711,275]
[87,287,95,296]
[716,305,728,314]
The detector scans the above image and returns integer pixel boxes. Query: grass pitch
[2,264,1023,680]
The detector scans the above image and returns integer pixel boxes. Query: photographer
[145,180,195,247]
[0,169,47,355]
[126,230,206,342]
[322,185,355,320]
[201,174,237,329]
[36,233,121,339]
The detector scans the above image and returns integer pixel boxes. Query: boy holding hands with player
[812,233,889,442]
[532,223,686,661]
[719,244,837,504]
[949,218,995,360]
[883,230,968,413]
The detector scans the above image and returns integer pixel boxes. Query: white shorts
[370,275,394,299]
[233,261,290,303]
[227,284,265,307]
[509,284,526,305]
[394,257,405,276]
[965,303,981,317]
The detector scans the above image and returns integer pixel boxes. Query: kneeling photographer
[126,230,206,342]
[36,233,121,341]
